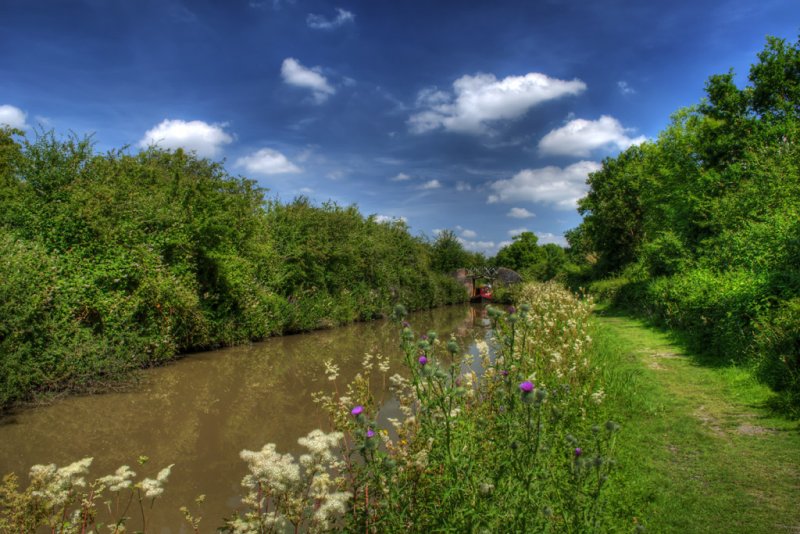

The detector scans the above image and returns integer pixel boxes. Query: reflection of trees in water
[0,304,484,530]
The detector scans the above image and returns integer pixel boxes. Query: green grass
[595,309,800,533]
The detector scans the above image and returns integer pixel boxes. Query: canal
[0,304,490,532]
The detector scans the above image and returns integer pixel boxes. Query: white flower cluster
[298,429,344,471]
[97,465,136,492]
[324,359,340,381]
[29,457,93,507]
[240,444,301,494]
[234,429,350,533]
[139,464,174,498]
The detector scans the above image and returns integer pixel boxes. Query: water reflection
[0,304,488,532]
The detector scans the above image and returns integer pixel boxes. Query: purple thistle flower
[519,381,534,393]
[500,370,509,377]
[366,429,375,438]
[418,355,428,366]
[351,405,364,416]
[507,306,516,314]
[574,447,582,457]
[420,334,428,340]
[402,321,411,328]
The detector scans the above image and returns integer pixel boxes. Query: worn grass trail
[595,311,800,533]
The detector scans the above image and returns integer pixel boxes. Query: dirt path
[597,314,800,533]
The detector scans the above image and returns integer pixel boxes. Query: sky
[1,0,798,254]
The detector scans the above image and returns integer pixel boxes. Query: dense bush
[570,35,800,414]
[0,131,466,410]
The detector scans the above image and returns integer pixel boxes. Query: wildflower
[418,355,428,366]
[323,359,340,381]
[98,465,136,492]
[447,340,459,355]
[500,369,509,377]
[507,306,516,314]
[519,381,534,393]
[366,429,375,438]
[351,405,364,416]
[574,447,582,457]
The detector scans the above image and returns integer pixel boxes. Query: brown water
[0,304,489,532]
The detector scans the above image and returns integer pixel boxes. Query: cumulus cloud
[488,161,601,209]
[391,172,411,181]
[0,105,29,130]
[507,207,535,218]
[536,232,568,246]
[281,58,336,104]
[409,72,586,134]
[306,8,355,29]
[459,227,477,239]
[538,115,646,157]
[236,148,301,175]
[419,179,441,190]
[138,119,233,158]
[458,238,497,253]
[508,227,529,237]
[375,214,408,224]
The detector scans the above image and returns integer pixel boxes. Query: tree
[431,229,470,273]
[493,232,543,273]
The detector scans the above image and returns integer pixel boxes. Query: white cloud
[538,115,646,157]
[507,207,535,219]
[419,179,441,190]
[458,238,497,253]
[138,119,233,158]
[236,148,301,175]
[535,232,568,246]
[375,214,408,224]
[461,229,477,239]
[0,105,29,130]
[456,181,472,192]
[306,8,355,29]
[391,172,412,182]
[617,81,636,95]
[409,72,586,134]
[327,170,345,180]
[298,187,314,194]
[488,161,601,210]
[281,58,336,104]
[508,227,529,237]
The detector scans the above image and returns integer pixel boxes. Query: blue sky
[1,0,797,254]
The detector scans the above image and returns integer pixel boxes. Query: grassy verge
[595,309,800,533]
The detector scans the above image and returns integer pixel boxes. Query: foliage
[0,456,173,533]
[429,229,470,273]
[569,34,800,413]
[301,282,623,532]
[0,130,466,410]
